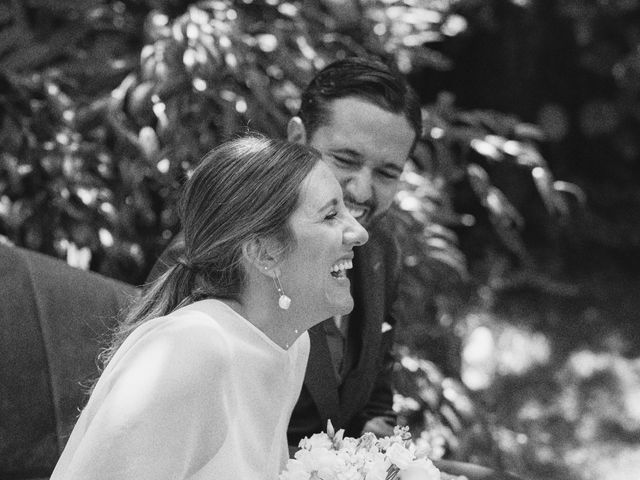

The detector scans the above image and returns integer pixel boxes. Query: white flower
[412,436,430,459]
[295,447,348,479]
[377,436,393,451]
[334,464,361,480]
[282,424,444,480]
[279,459,311,480]
[399,458,441,480]
[300,432,334,451]
[339,436,359,455]
[362,454,390,480]
[385,442,414,469]
[356,432,377,452]
[364,469,387,480]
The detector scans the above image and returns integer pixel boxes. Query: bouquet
[281,422,463,480]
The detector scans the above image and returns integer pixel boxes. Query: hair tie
[176,257,192,270]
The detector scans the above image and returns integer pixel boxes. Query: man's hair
[298,56,422,141]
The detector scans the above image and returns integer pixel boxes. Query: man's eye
[379,169,401,180]
[325,211,338,221]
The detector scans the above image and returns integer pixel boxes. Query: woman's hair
[101,134,320,367]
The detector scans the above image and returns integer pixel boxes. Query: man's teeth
[330,259,353,275]
[348,207,365,219]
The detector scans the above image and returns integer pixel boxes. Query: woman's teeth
[330,259,353,278]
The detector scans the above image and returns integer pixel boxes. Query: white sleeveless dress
[50,299,310,480]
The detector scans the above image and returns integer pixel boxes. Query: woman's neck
[231,294,307,350]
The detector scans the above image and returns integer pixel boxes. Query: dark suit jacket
[286,221,402,446]
[0,243,137,479]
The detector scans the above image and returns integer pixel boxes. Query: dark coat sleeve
[0,243,138,477]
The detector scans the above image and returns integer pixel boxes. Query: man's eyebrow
[329,148,362,158]
[330,149,404,171]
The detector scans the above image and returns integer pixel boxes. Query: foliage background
[1,1,640,479]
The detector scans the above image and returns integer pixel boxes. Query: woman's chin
[324,293,354,317]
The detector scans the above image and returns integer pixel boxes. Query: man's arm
[357,322,397,436]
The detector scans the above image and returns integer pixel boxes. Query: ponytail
[99,262,196,368]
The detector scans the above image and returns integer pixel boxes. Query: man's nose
[344,214,369,247]
[345,168,374,203]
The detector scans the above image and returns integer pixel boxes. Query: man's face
[294,97,415,228]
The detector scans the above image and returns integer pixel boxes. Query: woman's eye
[333,156,356,167]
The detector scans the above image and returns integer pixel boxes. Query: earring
[273,273,291,310]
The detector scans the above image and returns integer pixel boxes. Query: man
[283,60,520,480]
[147,57,421,444]
[284,57,421,446]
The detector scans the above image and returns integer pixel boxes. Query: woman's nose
[344,214,369,247]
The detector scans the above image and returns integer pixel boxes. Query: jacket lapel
[303,322,341,425]
[339,239,386,417]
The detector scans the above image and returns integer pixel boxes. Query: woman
[50,135,368,480]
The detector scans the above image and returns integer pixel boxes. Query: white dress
[50,299,310,480]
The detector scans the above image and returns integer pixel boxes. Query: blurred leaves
[3,1,636,478]
[393,345,480,460]
[0,0,582,457]
[0,0,476,285]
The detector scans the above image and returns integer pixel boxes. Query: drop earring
[273,273,291,310]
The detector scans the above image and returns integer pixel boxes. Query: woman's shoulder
[124,302,234,370]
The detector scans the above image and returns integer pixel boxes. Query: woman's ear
[287,116,307,145]
[241,238,281,278]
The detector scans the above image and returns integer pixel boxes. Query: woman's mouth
[330,259,353,279]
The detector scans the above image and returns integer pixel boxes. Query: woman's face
[278,160,369,319]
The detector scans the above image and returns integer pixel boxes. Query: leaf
[426,250,469,280]
[138,126,160,162]
[3,45,45,74]
[0,25,31,58]
[1,22,88,71]
[485,187,524,229]
[26,0,101,12]
[0,3,14,24]
[553,180,587,208]
[531,166,567,216]
[514,122,545,141]
[467,164,491,197]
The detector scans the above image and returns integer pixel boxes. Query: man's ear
[242,238,280,277]
[287,116,307,145]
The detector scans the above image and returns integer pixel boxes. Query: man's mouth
[330,259,353,279]
[348,207,365,219]
[345,202,370,222]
